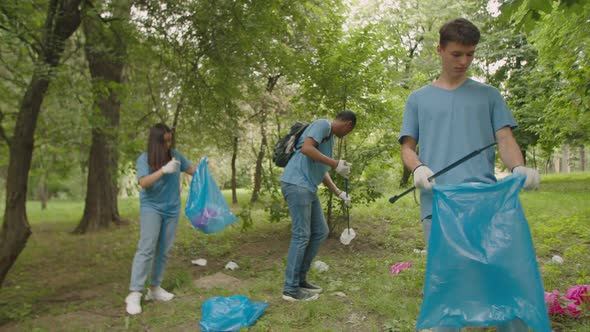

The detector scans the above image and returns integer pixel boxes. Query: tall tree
[0,0,82,287]
[250,74,280,204]
[73,0,132,233]
[497,0,590,162]
[132,0,348,204]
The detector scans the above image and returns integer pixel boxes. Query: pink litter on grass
[544,290,566,315]
[390,261,412,275]
[544,284,590,318]
[566,284,590,304]
[564,285,590,318]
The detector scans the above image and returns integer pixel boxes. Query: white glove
[512,166,540,190]
[335,160,352,178]
[338,191,351,207]
[413,165,435,191]
[161,158,180,174]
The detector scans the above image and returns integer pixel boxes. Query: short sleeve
[490,87,517,132]
[136,153,150,181]
[172,149,192,172]
[305,119,331,144]
[399,92,419,144]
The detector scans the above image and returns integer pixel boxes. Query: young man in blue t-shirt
[399,18,540,331]
[280,110,356,301]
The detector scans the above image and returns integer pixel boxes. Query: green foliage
[527,1,590,145]
[486,1,590,156]
[2,302,32,321]
[263,191,290,224]
[236,204,254,230]
[498,0,585,32]
[162,268,192,292]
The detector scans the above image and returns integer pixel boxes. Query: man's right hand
[413,165,435,191]
[161,158,180,174]
[335,160,352,178]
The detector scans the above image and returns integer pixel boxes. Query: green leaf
[528,0,553,13]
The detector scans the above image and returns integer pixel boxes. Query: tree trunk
[580,146,585,172]
[231,136,238,204]
[327,135,345,236]
[327,194,335,236]
[250,75,280,203]
[37,172,49,210]
[0,0,82,287]
[74,0,131,234]
[561,144,570,173]
[75,127,124,233]
[250,112,267,203]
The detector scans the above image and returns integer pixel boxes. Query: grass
[0,174,589,331]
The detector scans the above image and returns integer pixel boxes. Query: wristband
[412,164,425,173]
[511,165,522,173]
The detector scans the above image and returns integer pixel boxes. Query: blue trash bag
[416,174,551,332]
[185,158,238,233]
[199,295,269,331]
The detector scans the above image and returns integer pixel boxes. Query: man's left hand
[512,166,540,190]
[338,191,351,207]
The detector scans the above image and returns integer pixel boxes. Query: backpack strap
[295,131,331,151]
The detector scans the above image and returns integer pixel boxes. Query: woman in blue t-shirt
[125,123,195,315]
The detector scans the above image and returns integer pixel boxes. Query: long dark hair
[147,123,173,171]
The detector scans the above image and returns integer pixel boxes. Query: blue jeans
[281,182,329,292]
[422,218,529,332]
[129,210,179,291]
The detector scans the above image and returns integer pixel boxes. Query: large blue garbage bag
[416,174,551,331]
[185,158,238,233]
[199,295,269,331]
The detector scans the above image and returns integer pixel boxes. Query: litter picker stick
[345,178,350,234]
[388,142,497,204]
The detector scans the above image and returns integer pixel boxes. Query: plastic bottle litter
[413,249,427,255]
[313,260,329,272]
[339,228,356,245]
[191,258,207,266]
[225,261,239,270]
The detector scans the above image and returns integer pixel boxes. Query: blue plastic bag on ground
[199,295,269,331]
[185,158,238,233]
[416,174,551,332]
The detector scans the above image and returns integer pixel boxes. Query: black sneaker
[299,280,322,293]
[282,289,319,302]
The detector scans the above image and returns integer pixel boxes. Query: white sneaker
[125,292,142,315]
[145,286,174,302]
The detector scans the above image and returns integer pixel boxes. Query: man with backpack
[280,110,356,301]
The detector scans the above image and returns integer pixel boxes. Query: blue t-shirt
[399,79,517,219]
[280,119,334,192]
[136,149,192,217]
